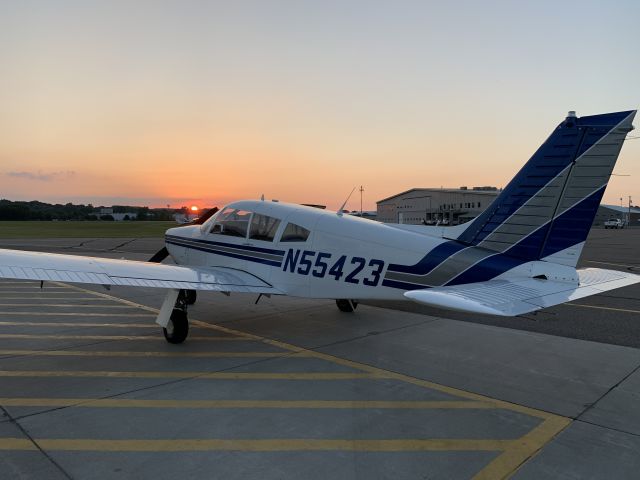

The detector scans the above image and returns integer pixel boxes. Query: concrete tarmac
[0,228,638,479]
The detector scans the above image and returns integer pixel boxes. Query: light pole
[359,186,364,216]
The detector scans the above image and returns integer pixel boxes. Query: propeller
[189,206,219,225]
[147,207,219,263]
[148,246,169,263]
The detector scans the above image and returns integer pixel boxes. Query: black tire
[336,299,358,312]
[180,289,197,305]
[163,308,189,344]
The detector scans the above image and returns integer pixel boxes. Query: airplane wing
[0,248,279,294]
[404,268,640,316]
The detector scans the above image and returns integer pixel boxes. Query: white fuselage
[165,200,448,300]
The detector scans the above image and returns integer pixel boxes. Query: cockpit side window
[209,208,251,238]
[280,222,310,242]
[249,214,281,242]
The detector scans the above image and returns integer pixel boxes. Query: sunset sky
[1,1,639,211]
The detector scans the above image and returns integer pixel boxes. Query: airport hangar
[376,186,640,227]
[594,204,640,226]
[376,186,500,225]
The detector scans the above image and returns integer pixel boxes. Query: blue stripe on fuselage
[165,234,285,256]
[386,240,467,275]
[166,238,283,267]
[381,279,433,290]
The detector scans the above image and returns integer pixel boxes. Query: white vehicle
[604,218,624,229]
[0,110,638,344]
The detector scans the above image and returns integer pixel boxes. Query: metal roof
[377,188,499,204]
[600,204,640,214]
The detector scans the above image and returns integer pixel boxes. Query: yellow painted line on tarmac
[0,397,493,409]
[0,349,299,358]
[187,309,572,479]
[60,283,258,340]
[0,296,114,301]
[0,370,380,380]
[0,438,37,450]
[0,286,68,290]
[55,281,571,478]
[473,415,571,480]
[0,334,248,341]
[0,291,82,294]
[194,320,558,416]
[0,437,512,452]
[0,321,166,328]
[0,312,154,317]
[567,303,640,315]
[0,304,140,309]
[0,332,244,341]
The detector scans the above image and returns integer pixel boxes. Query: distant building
[348,211,378,221]
[376,187,499,225]
[595,204,640,227]
[97,208,137,221]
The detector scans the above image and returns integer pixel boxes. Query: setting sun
[190,206,199,212]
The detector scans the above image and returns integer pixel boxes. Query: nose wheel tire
[336,299,358,312]
[163,308,189,344]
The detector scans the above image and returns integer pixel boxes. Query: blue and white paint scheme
[0,110,638,342]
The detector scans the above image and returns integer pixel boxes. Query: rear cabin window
[280,223,310,242]
[249,214,281,242]
[210,208,251,238]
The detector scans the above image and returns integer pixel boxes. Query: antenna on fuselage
[337,187,356,217]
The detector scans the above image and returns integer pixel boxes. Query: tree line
[0,200,180,221]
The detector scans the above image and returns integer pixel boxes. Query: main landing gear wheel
[336,299,358,312]
[179,289,197,305]
[163,308,189,344]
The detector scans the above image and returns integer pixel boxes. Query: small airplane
[1,110,638,344]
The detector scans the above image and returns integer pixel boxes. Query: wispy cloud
[5,170,76,181]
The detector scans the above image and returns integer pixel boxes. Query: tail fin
[456,110,636,267]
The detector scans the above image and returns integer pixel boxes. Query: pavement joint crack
[0,406,74,480]
[574,359,640,427]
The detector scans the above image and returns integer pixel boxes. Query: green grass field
[0,221,177,238]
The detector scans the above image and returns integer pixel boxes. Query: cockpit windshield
[209,207,252,237]
[203,205,311,243]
